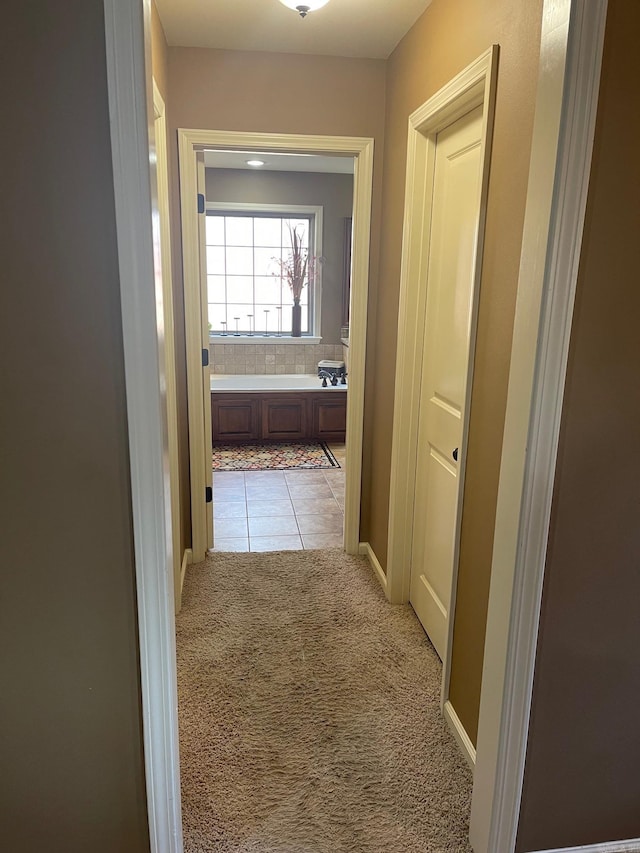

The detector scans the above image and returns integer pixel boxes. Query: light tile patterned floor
[212,443,346,552]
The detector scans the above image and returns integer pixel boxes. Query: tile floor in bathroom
[212,443,346,552]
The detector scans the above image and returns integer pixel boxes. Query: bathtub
[210,373,346,392]
[210,374,347,443]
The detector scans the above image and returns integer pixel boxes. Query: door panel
[312,397,347,441]
[410,106,483,659]
[262,398,308,440]
[212,399,260,442]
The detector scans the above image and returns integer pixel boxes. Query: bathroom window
[205,206,322,337]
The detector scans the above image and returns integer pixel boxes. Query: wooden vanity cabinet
[211,390,347,444]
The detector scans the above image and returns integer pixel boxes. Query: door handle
[452,448,459,462]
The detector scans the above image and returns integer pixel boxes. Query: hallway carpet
[177,550,473,853]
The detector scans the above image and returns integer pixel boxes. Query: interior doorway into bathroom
[205,151,353,553]
[177,130,374,563]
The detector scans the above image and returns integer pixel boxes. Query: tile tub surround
[213,444,346,552]
[210,341,344,375]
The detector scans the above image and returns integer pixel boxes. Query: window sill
[210,335,322,345]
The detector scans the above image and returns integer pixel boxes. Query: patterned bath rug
[212,441,340,472]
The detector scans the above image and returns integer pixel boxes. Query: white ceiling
[204,150,354,174]
[155,0,433,60]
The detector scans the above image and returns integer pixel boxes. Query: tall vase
[292,298,302,337]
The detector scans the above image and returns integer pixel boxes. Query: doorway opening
[201,152,353,552]
[177,130,374,566]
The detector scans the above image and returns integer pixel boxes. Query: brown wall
[516,3,640,849]
[368,0,543,744]
[205,168,354,343]
[167,46,386,546]
[0,3,149,851]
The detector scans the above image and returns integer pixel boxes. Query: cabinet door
[212,397,260,443]
[262,397,308,440]
[312,394,347,441]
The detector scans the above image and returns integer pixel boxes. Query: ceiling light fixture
[246,159,265,167]
[278,0,330,19]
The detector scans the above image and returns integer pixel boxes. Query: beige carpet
[177,549,473,852]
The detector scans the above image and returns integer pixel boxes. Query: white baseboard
[180,548,192,597]
[528,841,640,853]
[443,700,476,770]
[359,542,388,593]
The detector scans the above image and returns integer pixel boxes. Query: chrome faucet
[318,369,338,387]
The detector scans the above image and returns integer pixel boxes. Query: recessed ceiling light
[279,0,330,18]
[246,159,265,167]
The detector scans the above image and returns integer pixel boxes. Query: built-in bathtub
[210,374,347,443]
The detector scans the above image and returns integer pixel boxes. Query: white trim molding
[103,0,183,850]
[358,542,387,593]
[528,841,640,853]
[470,2,608,853]
[152,78,182,615]
[179,129,374,559]
[179,144,210,562]
[443,700,476,770]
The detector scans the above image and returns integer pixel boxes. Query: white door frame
[470,2,608,850]
[178,128,374,561]
[152,78,183,613]
[104,0,183,850]
[386,46,499,706]
[103,0,608,851]
[195,153,215,555]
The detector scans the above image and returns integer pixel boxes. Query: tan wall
[151,0,169,101]
[0,2,149,850]
[516,3,640,848]
[167,46,386,546]
[205,168,354,343]
[367,0,543,744]
[167,47,387,140]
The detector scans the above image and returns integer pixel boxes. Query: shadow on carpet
[176,549,473,853]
